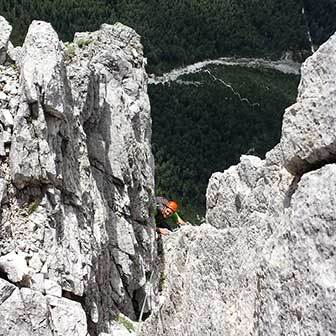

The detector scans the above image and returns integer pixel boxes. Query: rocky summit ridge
[141,33,336,335]
[0,16,155,336]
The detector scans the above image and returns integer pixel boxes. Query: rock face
[280,33,336,174]
[0,16,12,64]
[141,33,336,335]
[0,17,155,335]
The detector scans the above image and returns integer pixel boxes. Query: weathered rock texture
[0,16,12,65]
[141,33,336,335]
[0,17,155,335]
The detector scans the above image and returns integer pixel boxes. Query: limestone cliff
[0,17,155,335]
[141,33,336,335]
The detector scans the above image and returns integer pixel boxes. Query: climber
[155,196,186,236]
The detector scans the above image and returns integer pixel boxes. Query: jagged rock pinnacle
[0,16,155,335]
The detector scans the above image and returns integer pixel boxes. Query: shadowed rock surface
[141,31,336,336]
[0,16,155,335]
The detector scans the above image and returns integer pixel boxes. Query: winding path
[148,57,301,85]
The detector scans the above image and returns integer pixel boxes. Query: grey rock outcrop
[280,33,336,174]
[0,278,87,336]
[10,20,69,187]
[0,18,155,336]
[0,16,12,64]
[141,32,336,335]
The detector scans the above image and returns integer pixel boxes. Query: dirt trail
[148,57,301,85]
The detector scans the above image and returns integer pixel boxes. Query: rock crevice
[141,30,336,336]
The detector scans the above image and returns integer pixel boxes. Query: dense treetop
[303,0,336,47]
[2,0,332,73]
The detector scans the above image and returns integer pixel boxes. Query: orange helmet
[166,200,178,212]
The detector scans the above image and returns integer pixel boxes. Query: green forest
[1,0,331,73]
[1,0,335,221]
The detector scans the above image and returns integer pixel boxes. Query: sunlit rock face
[0,16,12,65]
[280,33,336,175]
[141,32,336,336]
[0,16,155,335]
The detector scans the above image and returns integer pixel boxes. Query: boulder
[0,279,87,336]
[0,250,31,283]
[7,41,23,63]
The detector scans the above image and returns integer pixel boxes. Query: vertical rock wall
[0,17,155,335]
[0,17,12,65]
[141,33,336,335]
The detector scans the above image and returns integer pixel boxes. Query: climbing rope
[136,269,155,335]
